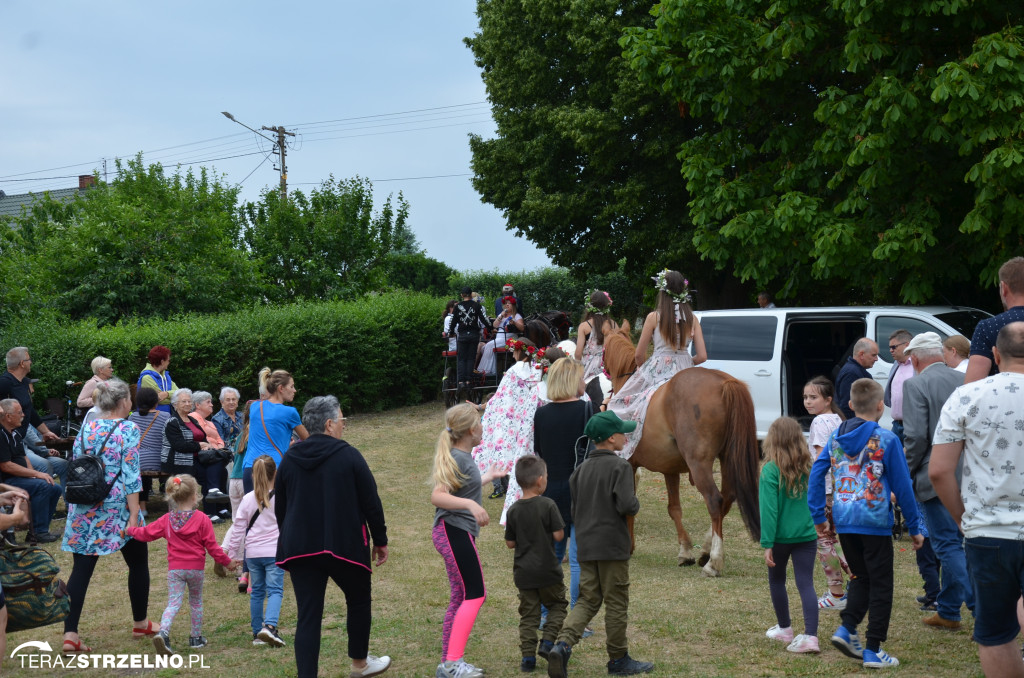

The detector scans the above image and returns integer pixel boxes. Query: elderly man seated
[0,399,62,543]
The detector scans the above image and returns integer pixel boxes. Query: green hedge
[449,267,647,327]
[0,293,447,415]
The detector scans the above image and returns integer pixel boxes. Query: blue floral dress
[62,419,143,556]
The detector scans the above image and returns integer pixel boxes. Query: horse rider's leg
[664,473,695,566]
[687,459,725,577]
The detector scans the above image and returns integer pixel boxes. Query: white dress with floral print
[580,322,605,384]
[608,323,693,459]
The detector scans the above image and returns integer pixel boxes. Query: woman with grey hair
[76,356,114,409]
[275,396,390,678]
[61,378,155,652]
[189,391,230,511]
[213,387,245,518]
[160,389,223,523]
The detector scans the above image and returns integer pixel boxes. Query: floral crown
[583,289,612,316]
[501,295,517,306]
[533,347,551,375]
[651,269,692,304]
[505,337,537,356]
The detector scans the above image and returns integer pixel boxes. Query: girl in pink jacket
[125,474,238,655]
[222,455,286,648]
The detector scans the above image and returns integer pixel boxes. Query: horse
[522,311,571,348]
[602,326,761,576]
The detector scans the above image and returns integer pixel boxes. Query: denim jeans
[549,524,580,608]
[4,475,61,534]
[25,450,68,498]
[964,536,1024,646]
[247,556,285,634]
[921,498,974,621]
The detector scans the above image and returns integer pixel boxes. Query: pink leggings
[432,521,486,662]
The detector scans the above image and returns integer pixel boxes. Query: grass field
[5,401,984,677]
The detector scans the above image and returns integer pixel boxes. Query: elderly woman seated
[189,391,230,509]
[77,356,114,410]
[160,389,225,524]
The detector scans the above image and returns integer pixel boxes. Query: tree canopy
[466,0,726,295]
[621,0,1024,303]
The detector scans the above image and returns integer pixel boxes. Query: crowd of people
[0,256,1022,677]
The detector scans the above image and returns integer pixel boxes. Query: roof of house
[0,187,85,220]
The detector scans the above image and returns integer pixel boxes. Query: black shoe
[547,642,571,678]
[538,639,554,660]
[29,531,59,544]
[521,656,536,672]
[920,600,937,611]
[607,654,654,675]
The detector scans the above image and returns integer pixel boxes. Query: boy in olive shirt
[506,456,567,673]
[547,411,653,677]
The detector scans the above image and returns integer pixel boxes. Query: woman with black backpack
[61,378,155,653]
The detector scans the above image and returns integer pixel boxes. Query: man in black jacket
[275,395,390,678]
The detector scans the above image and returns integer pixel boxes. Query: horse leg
[688,461,725,577]
[664,473,695,566]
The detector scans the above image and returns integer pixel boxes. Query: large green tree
[5,157,260,325]
[622,0,1024,304]
[467,0,741,303]
[240,177,409,302]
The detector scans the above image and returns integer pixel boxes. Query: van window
[933,309,989,339]
[700,316,778,361]
[875,316,947,363]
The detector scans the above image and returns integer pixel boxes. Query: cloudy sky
[0,0,552,271]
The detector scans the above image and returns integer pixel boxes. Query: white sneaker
[350,654,391,677]
[786,634,820,654]
[766,624,794,642]
[436,659,484,678]
[206,488,225,497]
[818,590,847,610]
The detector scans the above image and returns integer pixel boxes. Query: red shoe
[238,575,249,593]
[132,620,158,638]
[63,639,92,654]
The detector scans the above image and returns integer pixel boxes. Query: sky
[0,0,553,271]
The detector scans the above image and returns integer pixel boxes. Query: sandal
[63,639,92,654]
[132,620,158,638]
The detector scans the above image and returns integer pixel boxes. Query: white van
[693,306,991,439]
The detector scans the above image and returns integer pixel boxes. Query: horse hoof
[701,564,720,577]
[697,553,710,567]
[678,558,696,567]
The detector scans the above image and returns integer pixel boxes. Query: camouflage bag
[0,537,69,633]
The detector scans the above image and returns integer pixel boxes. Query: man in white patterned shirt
[931,321,1024,678]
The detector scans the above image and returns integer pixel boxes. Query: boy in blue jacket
[808,378,923,670]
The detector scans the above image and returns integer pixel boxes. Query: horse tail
[720,375,761,541]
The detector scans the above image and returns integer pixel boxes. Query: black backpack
[65,425,122,505]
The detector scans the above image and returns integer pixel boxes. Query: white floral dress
[608,323,693,459]
[580,323,605,384]
[472,361,543,523]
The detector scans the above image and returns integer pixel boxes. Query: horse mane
[602,320,635,393]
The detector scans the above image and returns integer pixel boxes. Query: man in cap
[902,332,971,630]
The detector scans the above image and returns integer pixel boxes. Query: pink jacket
[222,492,279,560]
[126,511,232,570]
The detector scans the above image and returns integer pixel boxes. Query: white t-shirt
[809,413,842,494]
[933,372,1024,540]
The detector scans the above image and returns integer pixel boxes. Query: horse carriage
[441,311,571,405]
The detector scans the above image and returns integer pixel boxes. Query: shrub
[0,293,446,415]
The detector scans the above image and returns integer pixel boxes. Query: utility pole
[262,125,295,200]
[221,112,296,200]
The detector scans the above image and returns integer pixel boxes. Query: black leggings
[288,555,372,677]
[767,539,818,635]
[65,538,150,633]
[456,336,479,386]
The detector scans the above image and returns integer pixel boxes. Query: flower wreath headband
[651,269,692,305]
[533,347,551,375]
[583,289,613,316]
[505,337,537,356]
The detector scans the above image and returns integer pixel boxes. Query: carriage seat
[441,350,457,358]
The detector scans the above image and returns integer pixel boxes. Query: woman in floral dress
[62,378,154,653]
[608,270,707,459]
[472,338,543,524]
[574,290,616,386]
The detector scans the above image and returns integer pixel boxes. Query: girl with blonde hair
[432,404,506,678]
[760,417,820,654]
[243,368,308,494]
[223,455,286,648]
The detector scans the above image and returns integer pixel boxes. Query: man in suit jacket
[903,331,972,630]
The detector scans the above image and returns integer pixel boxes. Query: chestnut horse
[603,326,760,576]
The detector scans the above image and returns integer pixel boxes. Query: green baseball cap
[584,411,637,442]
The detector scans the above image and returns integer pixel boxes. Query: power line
[294,172,472,185]
[283,101,488,128]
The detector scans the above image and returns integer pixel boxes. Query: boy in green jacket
[546,411,653,677]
